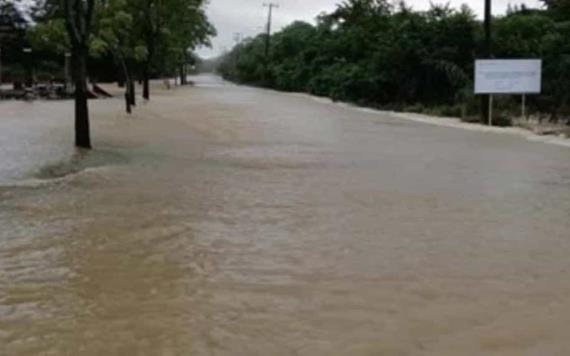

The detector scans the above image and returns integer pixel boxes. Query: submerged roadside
[221,78,570,149]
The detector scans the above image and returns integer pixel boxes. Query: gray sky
[197,0,543,58]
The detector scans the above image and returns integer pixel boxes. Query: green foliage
[19,0,214,82]
[127,0,216,77]
[28,19,69,54]
[220,0,570,122]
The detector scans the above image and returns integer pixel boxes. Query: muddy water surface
[1,75,570,355]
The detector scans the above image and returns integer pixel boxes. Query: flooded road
[1,75,570,355]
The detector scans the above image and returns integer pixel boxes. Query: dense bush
[219,0,570,124]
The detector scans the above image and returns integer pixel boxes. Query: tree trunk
[73,46,91,149]
[142,33,154,99]
[125,92,132,114]
[118,53,133,114]
[125,76,133,114]
[117,66,125,87]
[129,79,136,106]
[179,65,185,86]
[185,65,188,85]
[143,65,150,100]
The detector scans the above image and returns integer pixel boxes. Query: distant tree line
[219,0,570,125]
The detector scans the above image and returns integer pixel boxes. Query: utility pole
[232,32,242,76]
[233,32,242,46]
[263,2,278,61]
[484,0,491,56]
[481,0,492,124]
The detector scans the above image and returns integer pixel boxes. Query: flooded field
[1,75,570,355]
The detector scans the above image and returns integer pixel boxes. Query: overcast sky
[197,0,543,58]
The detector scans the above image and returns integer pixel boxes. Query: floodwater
[1,75,570,355]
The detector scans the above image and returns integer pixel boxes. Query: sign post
[489,95,493,126]
[475,59,542,125]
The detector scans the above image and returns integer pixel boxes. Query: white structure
[475,59,542,94]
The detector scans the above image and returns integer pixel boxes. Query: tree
[168,1,215,85]
[92,0,144,113]
[62,0,96,148]
[129,0,214,100]
[0,0,29,83]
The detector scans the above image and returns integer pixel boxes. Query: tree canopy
[13,0,216,147]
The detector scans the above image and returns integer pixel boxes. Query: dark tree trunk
[117,66,125,87]
[125,76,133,114]
[143,65,150,100]
[179,65,185,86]
[62,0,95,149]
[125,92,132,114]
[129,80,136,106]
[117,53,133,114]
[143,19,154,100]
[73,46,91,149]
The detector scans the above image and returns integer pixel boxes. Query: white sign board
[475,59,542,94]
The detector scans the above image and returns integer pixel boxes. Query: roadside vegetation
[219,0,570,127]
[0,0,215,148]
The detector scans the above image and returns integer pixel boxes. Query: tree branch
[62,0,81,44]
[85,0,96,38]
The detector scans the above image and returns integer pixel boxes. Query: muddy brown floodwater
[1,75,570,355]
